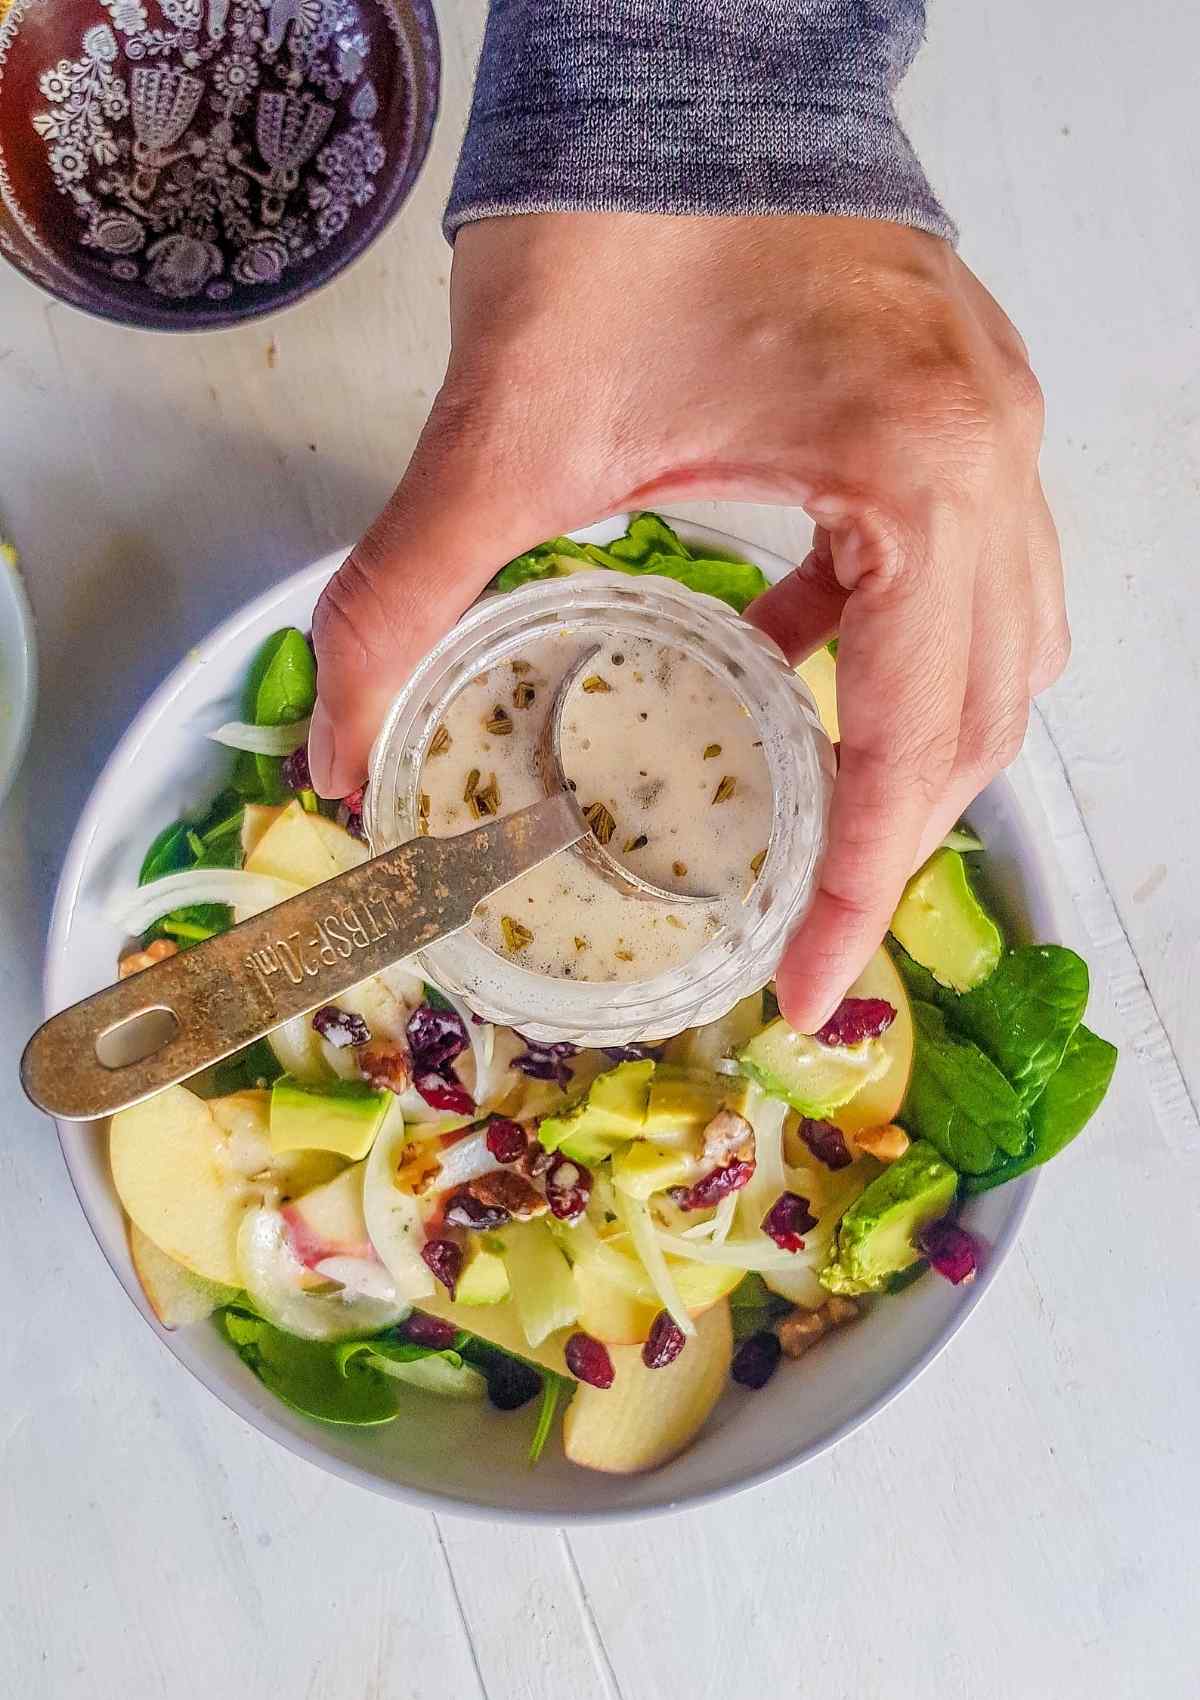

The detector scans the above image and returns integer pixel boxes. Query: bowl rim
[0,543,38,807]
[42,519,1040,1523]
[0,0,441,335]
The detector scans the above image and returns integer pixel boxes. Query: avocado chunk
[269,1074,391,1161]
[539,1059,654,1164]
[890,848,1002,993]
[611,1140,698,1200]
[738,1021,889,1116]
[820,1140,959,1295]
[644,1066,723,1140]
[455,1237,510,1305]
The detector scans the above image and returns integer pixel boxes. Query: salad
[106,515,1117,1475]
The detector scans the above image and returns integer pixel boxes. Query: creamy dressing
[419,632,774,982]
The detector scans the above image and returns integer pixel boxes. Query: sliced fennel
[208,717,311,756]
[112,869,302,933]
[501,1221,579,1347]
[362,1112,434,1302]
[617,1192,695,1338]
[653,1228,810,1272]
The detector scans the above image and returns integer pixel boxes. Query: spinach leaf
[245,628,317,802]
[963,1025,1117,1193]
[528,1374,566,1465]
[728,1272,792,1343]
[139,820,192,885]
[494,536,591,592]
[953,945,1089,1107]
[210,1038,284,1095]
[901,1002,1029,1174]
[221,1310,397,1426]
[605,512,690,564]
[336,1337,487,1400]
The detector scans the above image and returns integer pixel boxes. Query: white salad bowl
[43,518,1050,1522]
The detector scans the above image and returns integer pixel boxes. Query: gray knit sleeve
[445,1,954,244]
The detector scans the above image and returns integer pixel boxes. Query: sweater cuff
[445,1,956,245]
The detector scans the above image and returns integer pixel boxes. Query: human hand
[309,212,1067,1030]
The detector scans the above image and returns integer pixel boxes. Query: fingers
[745,527,847,662]
[775,505,974,1030]
[309,393,579,797]
[1027,482,1070,693]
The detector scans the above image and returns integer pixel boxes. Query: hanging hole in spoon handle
[542,644,719,907]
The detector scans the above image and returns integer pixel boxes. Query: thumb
[309,397,579,798]
[744,528,846,664]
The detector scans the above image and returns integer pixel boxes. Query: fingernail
[307,701,337,798]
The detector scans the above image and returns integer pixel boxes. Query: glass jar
[366,572,833,1047]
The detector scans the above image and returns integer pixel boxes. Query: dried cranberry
[917,1219,978,1285]
[601,1043,663,1063]
[443,1189,511,1232]
[281,744,312,793]
[796,1118,853,1171]
[565,1332,615,1389]
[761,1191,818,1253]
[816,997,896,1046]
[400,1312,457,1351]
[414,1072,475,1116]
[338,785,367,842]
[311,1004,370,1048]
[485,1118,527,1164]
[407,1002,470,1071]
[642,1311,686,1369]
[485,1356,542,1411]
[676,1158,756,1211]
[513,1038,577,1088]
[732,1330,782,1389]
[544,1154,592,1223]
[421,1238,463,1298]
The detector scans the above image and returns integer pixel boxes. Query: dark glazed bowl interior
[0,0,439,330]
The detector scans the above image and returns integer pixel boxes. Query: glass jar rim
[366,572,833,1045]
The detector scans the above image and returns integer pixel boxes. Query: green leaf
[336,1338,487,1400]
[604,512,691,564]
[138,820,192,885]
[963,1025,1117,1193]
[529,1375,565,1464]
[902,1002,1029,1174]
[220,1310,397,1426]
[952,945,1089,1108]
[211,1038,284,1095]
[422,982,455,1012]
[728,1272,792,1343]
[245,628,317,803]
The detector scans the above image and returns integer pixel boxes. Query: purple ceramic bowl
[0,0,439,330]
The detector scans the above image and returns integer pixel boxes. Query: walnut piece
[468,1168,548,1221]
[701,1108,755,1167]
[853,1123,910,1163]
[358,1045,411,1094]
[118,938,178,978]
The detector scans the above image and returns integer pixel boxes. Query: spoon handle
[22,794,584,1122]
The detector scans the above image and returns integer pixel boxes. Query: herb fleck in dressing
[419,634,774,981]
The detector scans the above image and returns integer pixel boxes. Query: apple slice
[797,644,839,742]
[281,1163,372,1267]
[563,1299,733,1474]
[129,1223,239,1329]
[240,803,285,860]
[574,1263,659,1346]
[243,799,349,888]
[832,947,915,1134]
[111,1086,247,1285]
[237,1206,405,1340]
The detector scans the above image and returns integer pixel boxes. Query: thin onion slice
[654,1228,813,1272]
[207,717,311,756]
[109,868,302,933]
[617,1191,696,1338]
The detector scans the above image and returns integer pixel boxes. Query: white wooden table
[2,4,1198,1695]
